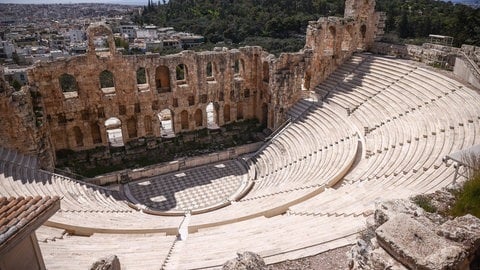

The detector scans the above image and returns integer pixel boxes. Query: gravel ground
[267,245,352,270]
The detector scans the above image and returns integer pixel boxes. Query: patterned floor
[126,160,248,212]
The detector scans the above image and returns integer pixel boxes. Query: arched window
[156,65,171,93]
[194,109,203,127]
[262,62,269,83]
[206,102,219,129]
[206,62,216,81]
[180,110,189,130]
[105,117,124,147]
[234,59,244,77]
[100,70,115,94]
[137,67,149,91]
[360,24,367,39]
[91,123,102,144]
[158,109,175,138]
[144,115,153,136]
[188,95,195,106]
[127,117,137,139]
[59,73,78,93]
[73,126,83,147]
[341,25,354,51]
[224,104,231,123]
[176,64,187,85]
[237,102,244,120]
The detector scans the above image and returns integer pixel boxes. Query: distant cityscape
[0,3,204,90]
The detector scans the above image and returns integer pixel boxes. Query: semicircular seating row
[1,54,480,269]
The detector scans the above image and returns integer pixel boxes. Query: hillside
[137,0,479,53]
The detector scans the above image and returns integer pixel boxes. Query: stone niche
[0,0,383,170]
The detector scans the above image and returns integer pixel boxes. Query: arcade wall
[0,0,382,170]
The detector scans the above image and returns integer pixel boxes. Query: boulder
[376,213,469,269]
[222,251,266,270]
[438,214,480,254]
[374,199,422,227]
[350,192,480,270]
[90,255,120,270]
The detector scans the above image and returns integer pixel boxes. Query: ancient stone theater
[1,0,480,269]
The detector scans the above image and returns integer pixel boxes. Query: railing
[248,117,292,162]
[264,117,292,142]
[460,51,480,80]
[53,167,88,181]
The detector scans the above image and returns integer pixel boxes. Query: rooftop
[0,196,60,255]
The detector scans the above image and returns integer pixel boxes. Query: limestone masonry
[0,0,383,170]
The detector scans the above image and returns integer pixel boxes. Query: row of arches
[58,59,249,95]
[66,102,246,148]
[324,24,367,54]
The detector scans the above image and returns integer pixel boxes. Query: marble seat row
[170,214,365,269]
[248,101,358,196]
[39,232,176,270]
[0,159,184,235]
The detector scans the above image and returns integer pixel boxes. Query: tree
[11,80,21,91]
[398,10,410,39]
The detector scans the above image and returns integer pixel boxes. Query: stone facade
[0,0,383,169]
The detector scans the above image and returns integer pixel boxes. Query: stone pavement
[125,160,248,212]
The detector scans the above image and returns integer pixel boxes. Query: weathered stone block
[376,214,468,270]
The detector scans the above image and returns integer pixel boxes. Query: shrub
[450,173,480,218]
[450,154,480,218]
[412,195,437,213]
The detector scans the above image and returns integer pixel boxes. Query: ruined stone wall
[304,0,382,94]
[371,42,460,67]
[0,70,38,158]
[28,40,267,154]
[0,0,383,169]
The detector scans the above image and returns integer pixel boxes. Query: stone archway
[104,117,124,147]
[207,102,219,129]
[158,109,175,138]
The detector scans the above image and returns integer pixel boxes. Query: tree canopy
[136,0,480,53]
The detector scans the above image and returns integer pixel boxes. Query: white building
[0,41,15,59]
[67,29,86,44]
[120,25,138,40]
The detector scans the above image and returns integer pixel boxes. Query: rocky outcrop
[222,251,266,270]
[90,255,121,270]
[349,193,480,270]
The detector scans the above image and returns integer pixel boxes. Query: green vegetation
[10,79,21,91]
[377,0,480,46]
[136,0,480,54]
[137,0,346,54]
[450,156,480,218]
[412,194,437,213]
[114,37,130,51]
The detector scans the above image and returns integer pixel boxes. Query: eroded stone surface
[90,255,120,270]
[349,193,480,270]
[376,213,468,270]
[223,252,267,270]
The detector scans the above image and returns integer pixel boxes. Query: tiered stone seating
[289,55,480,224]
[169,214,364,269]
[1,54,479,269]
[0,156,183,235]
[39,232,176,270]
